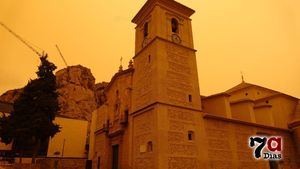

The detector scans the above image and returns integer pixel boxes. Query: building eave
[226,82,299,100]
[202,92,230,100]
[255,93,299,103]
[132,0,195,24]
[230,98,254,105]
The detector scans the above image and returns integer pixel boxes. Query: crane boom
[55,44,68,67]
[0,22,43,57]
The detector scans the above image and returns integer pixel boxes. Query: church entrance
[112,145,119,169]
[269,160,279,169]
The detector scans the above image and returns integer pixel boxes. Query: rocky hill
[95,82,108,106]
[0,65,99,121]
[55,65,97,121]
[0,88,23,104]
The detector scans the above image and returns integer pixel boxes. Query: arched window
[144,22,149,37]
[171,18,179,33]
[147,141,153,152]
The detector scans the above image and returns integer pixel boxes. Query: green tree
[0,55,60,158]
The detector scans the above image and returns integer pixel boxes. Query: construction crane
[0,22,45,57]
[55,44,70,83]
[55,44,68,67]
[1,21,71,71]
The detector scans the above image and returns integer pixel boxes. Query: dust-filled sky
[0,0,299,98]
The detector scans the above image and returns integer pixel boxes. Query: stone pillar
[289,101,300,158]
[290,122,300,155]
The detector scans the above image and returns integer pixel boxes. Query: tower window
[148,55,151,63]
[188,95,192,102]
[188,131,194,141]
[147,141,153,152]
[144,22,149,37]
[171,18,179,33]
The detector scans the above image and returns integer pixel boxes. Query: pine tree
[0,54,60,157]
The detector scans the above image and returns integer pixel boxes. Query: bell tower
[133,0,195,53]
[130,0,204,168]
[131,0,201,112]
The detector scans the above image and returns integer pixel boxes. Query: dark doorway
[97,157,100,169]
[86,160,92,169]
[112,145,119,169]
[269,161,278,169]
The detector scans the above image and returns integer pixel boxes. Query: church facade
[89,0,300,169]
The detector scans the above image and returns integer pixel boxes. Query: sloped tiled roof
[201,92,230,100]
[225,82,253,94]
[225,82,298,100]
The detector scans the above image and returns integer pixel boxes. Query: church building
[89,0,300,168]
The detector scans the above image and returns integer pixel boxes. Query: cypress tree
[0,54,60,157]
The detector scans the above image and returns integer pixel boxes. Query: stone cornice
[202,92,230,100]
[133,36,197,59]
[132,0,195,24]
[289,120,300,129]
[203,113,291,132]
[253,104,272,109]
[230,98,254,105]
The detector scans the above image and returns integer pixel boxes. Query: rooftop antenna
[55,44,68,67]
[240,71,245,83]
[0,22,45,57]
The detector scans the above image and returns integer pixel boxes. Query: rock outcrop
[56,65,97,121]
[95,82,108,107]
[0,65,98,121]
[0,88,23,104]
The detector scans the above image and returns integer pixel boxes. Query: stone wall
[204,118,300,169]
[38,158,86,169]
[166,107,200,169]
[0,158,87,169]
[133,109,155,169]
[0,164,41,169]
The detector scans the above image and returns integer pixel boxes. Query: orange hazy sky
[0,0,299,98]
